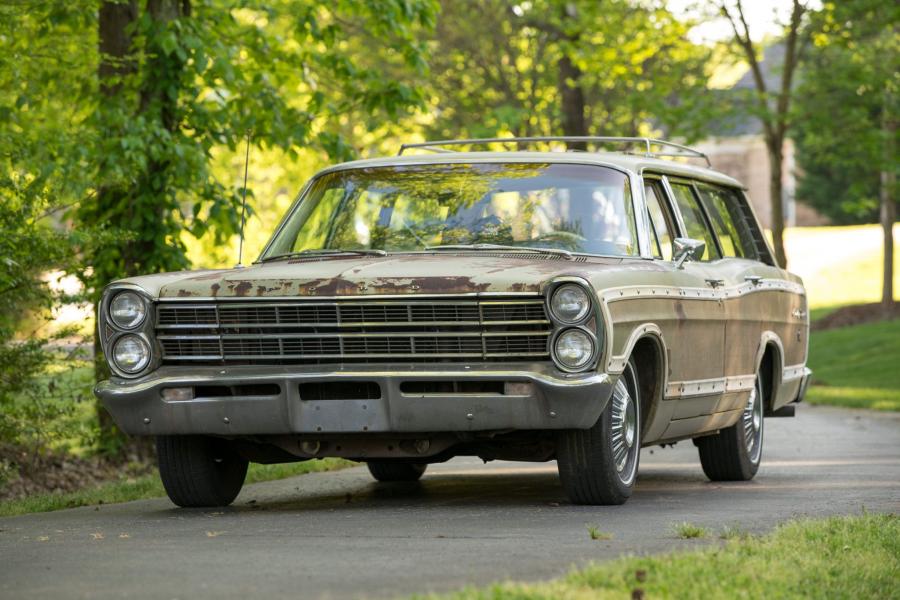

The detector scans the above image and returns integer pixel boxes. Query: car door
[692,182,808,410]
[639,176,728,442]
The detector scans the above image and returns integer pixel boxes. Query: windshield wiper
[260,248,387,263]
[425,243,573,260]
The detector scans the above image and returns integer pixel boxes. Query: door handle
[745,275,763,285]
[705,279,725,288]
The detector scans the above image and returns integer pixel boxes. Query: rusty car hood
[117,254,629,299]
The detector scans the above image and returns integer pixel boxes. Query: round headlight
[110,291,147,329]
[112,334,151,374]
[550,284,591,323]
[554,328,595,371]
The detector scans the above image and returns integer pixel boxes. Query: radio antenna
[236,129,252,268]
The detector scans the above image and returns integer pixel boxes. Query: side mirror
[673,237,705,269]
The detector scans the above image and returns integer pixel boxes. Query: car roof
[318,151,746,189]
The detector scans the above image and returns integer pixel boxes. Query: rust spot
[305,278,363,296]
[674,301,687,321]
[234,281,253,297]
[176,289,192,297]
[211,283,220,297]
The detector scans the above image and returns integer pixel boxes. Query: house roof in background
[708,43,786,137]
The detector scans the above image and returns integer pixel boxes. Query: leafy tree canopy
[426,0,717,146]
[794,0,899,224]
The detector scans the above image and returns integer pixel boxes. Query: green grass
[806,318,900,411]
[718,524,749,540]
[0,458,354,518]
[414,514,900,600]
[672,522,708,539]
[586,525,613,541]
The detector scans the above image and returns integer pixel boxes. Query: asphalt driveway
[1,404,898,599]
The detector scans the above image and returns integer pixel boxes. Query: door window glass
[644,182,675,260]
[669,183,721,261]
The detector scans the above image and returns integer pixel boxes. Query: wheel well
[630,336,664,434]
[760,344,779,411]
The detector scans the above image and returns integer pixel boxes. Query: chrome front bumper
[94,363,613,436]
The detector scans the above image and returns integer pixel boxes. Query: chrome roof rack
[398,136,711,167]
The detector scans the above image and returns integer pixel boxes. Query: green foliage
[428,0,716,143]
[806,318,900,411]
[413,514,900,599]
[794,1,899,224]
[2,0,439,454]
[0,0,105,453]
[0,192,99,455]
[77,0,439,300]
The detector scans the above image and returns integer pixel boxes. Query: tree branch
[719,1,774,141]
[774,0,807,140]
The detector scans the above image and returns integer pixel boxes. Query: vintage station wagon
[95,137,811,507]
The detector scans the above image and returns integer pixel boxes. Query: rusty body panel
[138,254,623,299]
[94,149,810,461]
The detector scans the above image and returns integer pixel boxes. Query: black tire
[366,461,427,482]
[696,370,765,481]
[557,359,642,505]
[156,435,249,508]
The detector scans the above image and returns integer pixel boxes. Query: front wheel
[557,359,641,505]
[157,435,249,508]
[696,370,765,481]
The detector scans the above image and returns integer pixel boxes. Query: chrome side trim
[600,279,806,304]
[783,364,808,382]
[664,374,756,399]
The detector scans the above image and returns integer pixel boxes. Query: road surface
[1,404,898,599]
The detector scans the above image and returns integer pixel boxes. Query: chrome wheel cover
[742,377,764,464]
[610,368,639,485]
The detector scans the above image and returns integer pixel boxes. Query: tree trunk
[558,53,586,149]
[557,3,586,151]
[130,0,187,267]
[881,104,896,308]
[766,138,788,268]
[93,0,189,461]
[98,1,137,93]
[95,0,138,455]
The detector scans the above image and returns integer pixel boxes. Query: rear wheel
[696,370,765,481]
[157,435,248,508]
[367,461,427,482]
[557,359,641,505]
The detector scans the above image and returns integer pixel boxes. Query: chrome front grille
[156,297,551,365]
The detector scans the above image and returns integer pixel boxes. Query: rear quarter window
[695,184,759,260]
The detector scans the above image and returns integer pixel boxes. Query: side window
[695,185,759,260]
[669,182,721,261]
[644,181,675,260]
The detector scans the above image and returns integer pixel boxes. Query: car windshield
[261,162,637,259]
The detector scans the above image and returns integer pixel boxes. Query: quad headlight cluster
[548,282,600,372]
[102,289,153,377]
